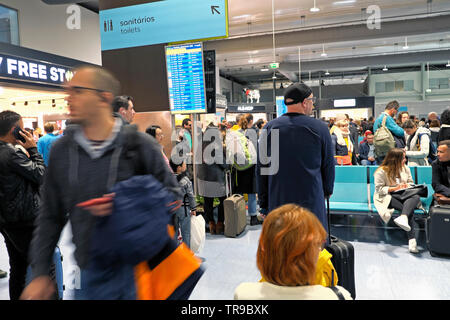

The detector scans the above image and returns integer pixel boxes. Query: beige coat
[234,282,353,300]
[373,166,414,223]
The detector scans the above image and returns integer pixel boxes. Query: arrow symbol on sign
[211,5,220,15]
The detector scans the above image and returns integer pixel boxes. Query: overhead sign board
[0,53,73,86]
[165,42,207,114]
[100,0,228,51]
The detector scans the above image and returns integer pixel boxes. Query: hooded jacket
[29,120,182,278]
[406,127,431,166]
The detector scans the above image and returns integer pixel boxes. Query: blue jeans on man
[361,159,378,166]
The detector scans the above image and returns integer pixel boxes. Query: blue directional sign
[100,0,228,51]
[165,43,207,114]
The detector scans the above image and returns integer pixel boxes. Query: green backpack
[373,115,395,157]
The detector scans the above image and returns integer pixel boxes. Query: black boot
[250,215,262,226]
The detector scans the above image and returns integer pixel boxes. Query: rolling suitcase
[26,246,64,300]
[325,197,356,299]
[224,171,247,237]
[426,205,450,257]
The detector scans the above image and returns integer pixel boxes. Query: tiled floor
[1,214,449,300]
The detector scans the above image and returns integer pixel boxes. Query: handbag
[433,193,450,205]
[391,184,428,201]
[190,214,206,254]
[335,155,352,166]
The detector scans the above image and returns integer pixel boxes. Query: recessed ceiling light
[261,68,269,72]
[310,0,320,12]
[446,61,450,67]
[382,66,388,71]
[325,70,330,75]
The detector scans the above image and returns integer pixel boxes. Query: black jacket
[432,159,450,197]
[0,142,45,226]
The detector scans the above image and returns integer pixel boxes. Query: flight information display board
[165,43,207,114]
[276,96,288,118]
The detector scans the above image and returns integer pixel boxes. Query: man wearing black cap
[256,83,335,232]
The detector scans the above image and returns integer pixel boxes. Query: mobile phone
[13,126,26,143]
[76,197,113,208]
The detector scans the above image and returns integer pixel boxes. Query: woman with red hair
[234,204,352,300]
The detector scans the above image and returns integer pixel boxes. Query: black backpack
[416,132,437,163]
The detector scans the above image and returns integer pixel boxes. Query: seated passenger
[432,140,450,198]
[331,119,355,165]
[359,133,377,165]
[403,120,432,166]
[234,204,352,300]
[373,148,422,254]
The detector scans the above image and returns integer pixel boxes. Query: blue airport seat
[331,165,431,216]
[329,166,370,213]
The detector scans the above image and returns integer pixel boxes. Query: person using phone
[0,111,45,300]
[373,148,422,253]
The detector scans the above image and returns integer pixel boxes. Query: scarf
[333,127,354,153]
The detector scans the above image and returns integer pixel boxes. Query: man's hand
[20,276,55,300]
[17,129,36,149]
[368,157,375,162]
[83,193,115,217]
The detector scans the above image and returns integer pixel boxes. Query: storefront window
[0,5,19,45]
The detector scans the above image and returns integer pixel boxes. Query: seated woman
[234,204,352,300]
[331,119,356,165]
[373,148,423,253]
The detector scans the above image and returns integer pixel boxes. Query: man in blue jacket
[257,83,335,233]
[373,101,405,162]
[37,122,60,166]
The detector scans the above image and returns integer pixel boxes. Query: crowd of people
[1,65,449,301]
[322,103,448,167]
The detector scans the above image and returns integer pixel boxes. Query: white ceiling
[216,0,450,85]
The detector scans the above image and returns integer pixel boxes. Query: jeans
[388,194,420,240]
[0,225,34,300]
[361,159,377,166]
[247,193,257,216]
[175,206,191,248]
[73,263,136,300]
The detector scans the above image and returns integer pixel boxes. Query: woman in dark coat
[230,114,261,226]
[196,125,229,235]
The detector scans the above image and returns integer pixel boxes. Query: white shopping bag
[190,214,206,254]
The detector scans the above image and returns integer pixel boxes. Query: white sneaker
[409,239,419,254]
[394,215,411,232]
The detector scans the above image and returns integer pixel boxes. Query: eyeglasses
[305,97,316,103]
[64,85,105,95]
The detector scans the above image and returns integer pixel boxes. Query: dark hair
[402,120,416,129]
[169,157,184,173]
[44,122,55,133]
[440,108,450,125]
[255,119,265,129]
[385,100,400,110]
[145,125,161,138]
[0,110,21,137]
[112,95,133,113]
[182,118,191,127]
[430,119,440,128]
[244,113,253,124]
[439,140,450,149]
